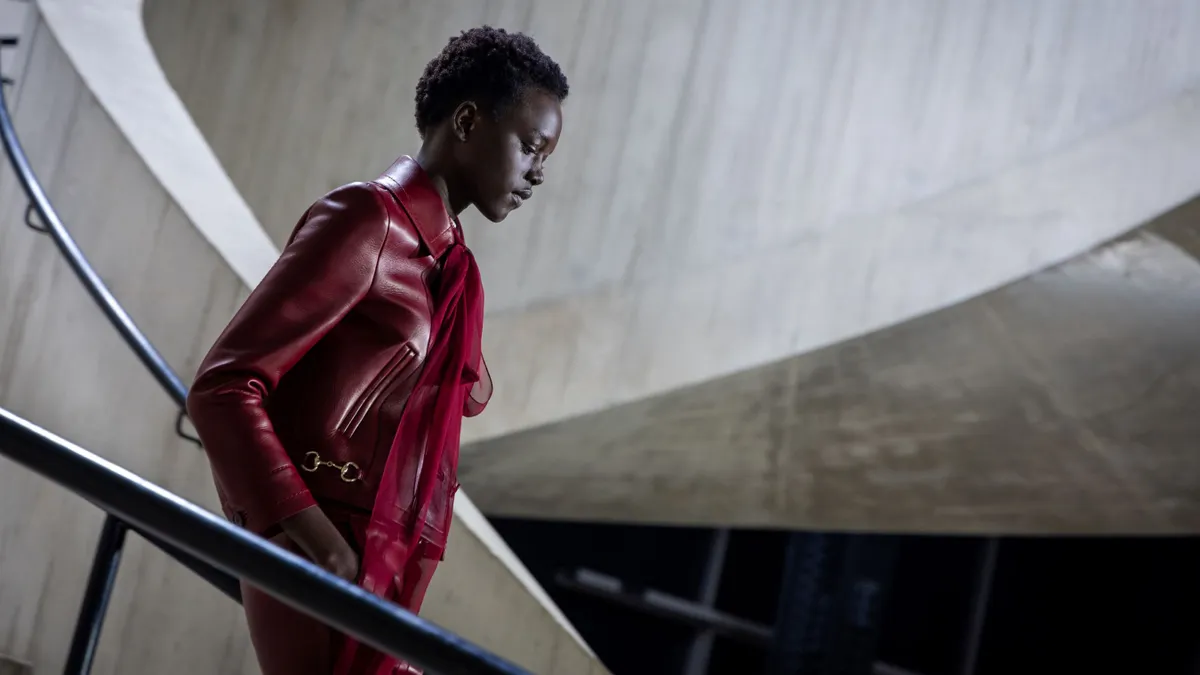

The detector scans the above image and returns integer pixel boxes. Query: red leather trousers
[241,506,441,675]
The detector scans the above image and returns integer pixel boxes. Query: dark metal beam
[683,528,730,675]
[63,517,127,675]
[556,564,928,675]
[768,533,899,675]
[959,537,1000,675]
[873,664,929,675]
[555,567,774,646]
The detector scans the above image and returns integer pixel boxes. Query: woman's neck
[415,139,468,218]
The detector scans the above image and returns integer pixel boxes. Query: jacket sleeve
[187,183,389,534]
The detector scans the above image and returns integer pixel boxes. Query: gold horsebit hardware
[300,451,363,483]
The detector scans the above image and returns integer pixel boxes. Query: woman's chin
[478,202,512,223]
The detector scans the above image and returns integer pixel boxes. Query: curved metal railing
[0,24,194,437]
[0,408,529,675]
[0,34,526,675]
[0,35,244,672]
[0,35,252,667]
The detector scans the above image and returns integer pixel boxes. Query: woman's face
[457,88,563,222]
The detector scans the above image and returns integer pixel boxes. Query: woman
[186,26,568,675]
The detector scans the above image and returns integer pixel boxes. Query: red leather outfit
[187,156,485,674]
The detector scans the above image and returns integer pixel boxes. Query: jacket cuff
[251,486,318,536]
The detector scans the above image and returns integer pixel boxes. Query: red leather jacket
[187,156,480,548]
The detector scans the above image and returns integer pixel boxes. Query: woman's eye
[521,144,535,155]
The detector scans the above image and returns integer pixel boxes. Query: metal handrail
[0,407,529,674]
[1,37,245,671]
[0,39,187,410]
[0,34,533,675]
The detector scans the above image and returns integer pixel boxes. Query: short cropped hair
[414,26,569,137]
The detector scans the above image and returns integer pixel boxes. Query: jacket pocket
[339,343,416,437]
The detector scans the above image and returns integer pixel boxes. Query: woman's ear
[451,101,480,142]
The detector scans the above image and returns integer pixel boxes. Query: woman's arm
[187,183,389,535]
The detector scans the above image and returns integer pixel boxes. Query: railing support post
[768,532,899,675]
[62,516,127,675]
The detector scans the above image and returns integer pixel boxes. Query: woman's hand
[280,507,360,582]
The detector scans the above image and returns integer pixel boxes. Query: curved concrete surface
[461,195,1200,534]
[142,0,1200,447]
[4,2,601,673]
[37,0,1199,533]
[467,86,1200,444]
[37,0,275,288]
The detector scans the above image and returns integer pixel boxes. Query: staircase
[0,2,533,671]
[0,3,29,672]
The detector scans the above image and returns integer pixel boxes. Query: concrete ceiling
[133,0,1200,534]
[462,195,1200,534]
[141,0,1200,450]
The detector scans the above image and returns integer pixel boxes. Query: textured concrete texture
[143,0,1200,450]
[141,0,1200,535]
[461,195,1200,534]
[0,2,602,674]
[0,14,259,675]
[5,6,1199,675]
[0,655,33,675]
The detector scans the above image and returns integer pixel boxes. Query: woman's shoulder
[286,181,424,256]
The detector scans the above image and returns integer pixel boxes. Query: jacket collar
[377,155,460,258]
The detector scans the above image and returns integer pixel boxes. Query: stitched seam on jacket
[327,183,399,437]
[366,182,395,295]
[345,344,415,436]
[272,490,312,507]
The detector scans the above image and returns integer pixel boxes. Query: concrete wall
[0,15,258,674]
[146,0,1200,309]
[144,0,1200,450]
[137,0,1200,536]
[0,0,27,81]
[0,5,603,674]
[463,196,1200,533]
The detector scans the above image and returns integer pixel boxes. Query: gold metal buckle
[300,451,363,483]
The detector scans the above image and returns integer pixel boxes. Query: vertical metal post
[684,528,731,675]
[768,532,835,674]
[768,533,897,675]
[959,537,999,675]
[827,535,899,675]
[63,516,127,675]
